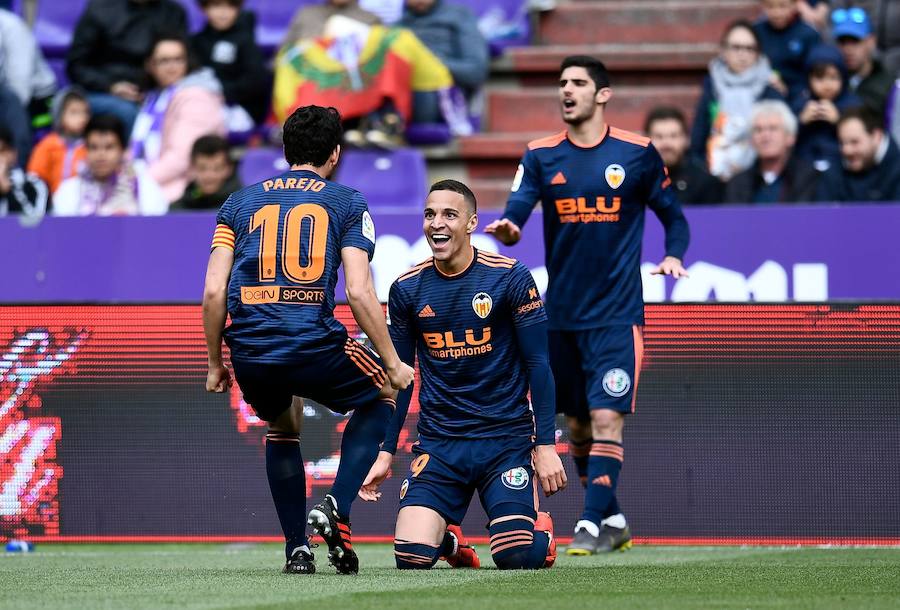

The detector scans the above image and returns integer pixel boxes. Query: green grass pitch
[2,544,898,609]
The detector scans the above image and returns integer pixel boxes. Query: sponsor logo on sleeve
[362,211,376,244]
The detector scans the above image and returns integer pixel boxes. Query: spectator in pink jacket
[131,33,226,202]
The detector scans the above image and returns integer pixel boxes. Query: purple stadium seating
[34,0,527,59]
[239,146,425,209]
[237,147,289,187]
[34,0,88,57]
[334,148,427,209]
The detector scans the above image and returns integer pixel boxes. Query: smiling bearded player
[485,56,691,555]
[358,179,567,570]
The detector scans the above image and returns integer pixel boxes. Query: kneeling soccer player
[359,179,567,570]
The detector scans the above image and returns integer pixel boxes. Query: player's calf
[488,510,551,570]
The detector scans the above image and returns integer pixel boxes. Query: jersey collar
[433,246,477,280]
[566,124,609,149]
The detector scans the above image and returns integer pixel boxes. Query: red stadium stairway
[442,0,758,209]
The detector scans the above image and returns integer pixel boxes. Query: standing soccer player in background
[203,105,414,575]
[485,56,690,555]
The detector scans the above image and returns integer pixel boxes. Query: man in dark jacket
[66,0,187,132]
[399,0,488,125]
[726,100,817,203]
[192,0,270,125]
[645,106,724,204]
[816,106,900,202]
[832,7,895,121]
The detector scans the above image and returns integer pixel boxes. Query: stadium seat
[33,0,88,57]
[238,147,289,187]
[334,148,427,210]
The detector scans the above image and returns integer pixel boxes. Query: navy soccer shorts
[398,435,536,525]
[230,337,386,422]
[548,325,644,418]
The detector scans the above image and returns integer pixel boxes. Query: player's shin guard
[265,432,308,559]
[582,440,623,526]
[394,540,441,569]
[570,438,592,487]
[329,398,394,519]
[488,510,549,570]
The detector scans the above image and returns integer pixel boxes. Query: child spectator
[55,115,168,216]
[690,20,785,180]
[27,88,91,193]
[753,0,820,101]
[793,44,861,172]
[131,34,227,202]
[191,0,270,128]
[0,126,49,218]
[171,135,241,210]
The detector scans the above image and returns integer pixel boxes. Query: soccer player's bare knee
[377,383,398,401]
[590,408,624,441]
[268,397,304,435]
[567,416,592,443]
[394,506,445,569]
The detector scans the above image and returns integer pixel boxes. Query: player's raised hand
[387,361,415,391]
[359,451,393,502]
[533,445,567,497]
[650,256,689,279]
[206,363,232,393]
[484,218,522,245]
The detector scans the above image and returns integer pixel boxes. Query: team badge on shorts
[501,467,530,490]
[472,292,493,319]
[602,368,631,397]
[605,164,626,189]
[400,479,409,500]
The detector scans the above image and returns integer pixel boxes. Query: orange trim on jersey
[527,131,567,150]
[478,250,516,264]
[476,257,515,269]
[610,126,651,148]
[567,124,609,149]
[631,324,644,412]
[397,258,434,281]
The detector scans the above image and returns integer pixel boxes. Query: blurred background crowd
[0,0,898,219]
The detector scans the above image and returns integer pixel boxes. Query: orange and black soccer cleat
[307,494,359,574]
[535,511,557,568]
[443,524,481,568]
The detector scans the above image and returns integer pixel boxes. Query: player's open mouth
[431,234,451,246]
[563,99,576,109]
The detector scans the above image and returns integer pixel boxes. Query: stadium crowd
[0,0,899,218]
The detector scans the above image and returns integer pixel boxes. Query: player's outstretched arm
[203,247,234,393]
[342,246,414,391]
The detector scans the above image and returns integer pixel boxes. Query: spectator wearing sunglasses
[831,7,895,120]
[829,1,900,76]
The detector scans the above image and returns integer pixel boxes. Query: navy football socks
[582,440,623,526]
[265,432,308,559]
[329,399,394,519]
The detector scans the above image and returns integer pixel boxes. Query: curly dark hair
[282,106,343,167]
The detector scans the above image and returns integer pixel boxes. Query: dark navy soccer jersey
[212,169,376,364]
[503,126,689,330]
[388,250,547,440]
